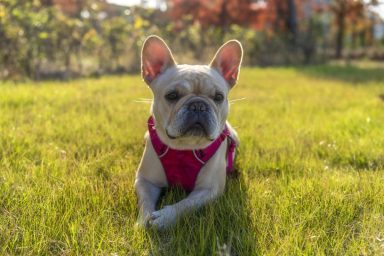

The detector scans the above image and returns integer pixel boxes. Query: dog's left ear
[210,40,243,88]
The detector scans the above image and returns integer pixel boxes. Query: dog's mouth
[190,122,204,131]
[184,121,208,137]
[166,121,213,140]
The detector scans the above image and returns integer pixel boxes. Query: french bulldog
[135,35,243,229]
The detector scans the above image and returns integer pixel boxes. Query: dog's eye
[213,93,224,103]
[165,91,179,102]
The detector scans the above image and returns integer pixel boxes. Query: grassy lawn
[0,66,384,255]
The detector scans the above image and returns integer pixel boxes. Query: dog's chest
[159,149,205,191]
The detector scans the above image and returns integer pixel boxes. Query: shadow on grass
[146,174,257,255]
[298,64,384,85]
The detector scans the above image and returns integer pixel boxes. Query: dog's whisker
[229,97,246,104]
[134,100,153,104]
[134,98,153,104]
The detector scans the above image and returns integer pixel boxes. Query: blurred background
[1,0,384,80]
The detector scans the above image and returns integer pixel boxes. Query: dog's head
[141,35,242,150]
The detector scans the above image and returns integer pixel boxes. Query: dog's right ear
[210,40,243,88]
[141,35,176,85]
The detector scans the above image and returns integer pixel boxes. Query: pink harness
[148,116,236,191]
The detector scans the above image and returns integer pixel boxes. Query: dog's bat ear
[141,35,176,84]
[210,40,243,88]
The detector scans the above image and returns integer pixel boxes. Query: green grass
[0,66,384,255]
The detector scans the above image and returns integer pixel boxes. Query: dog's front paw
[149,205,177,230]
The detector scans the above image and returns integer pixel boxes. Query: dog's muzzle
[179,100,214,137]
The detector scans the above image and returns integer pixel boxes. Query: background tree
[0,0,383,80]
[330,0,379,58]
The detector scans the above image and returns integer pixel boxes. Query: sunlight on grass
[0,67,383,254]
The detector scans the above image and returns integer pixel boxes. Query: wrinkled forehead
[153,65,228,94]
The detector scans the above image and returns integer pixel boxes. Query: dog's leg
[135,176,161,228]
[135,137,168,228]
[150,187,222,229]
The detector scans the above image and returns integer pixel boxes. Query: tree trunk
[219,1,229,37]
[287,0,297,44]
[64,48,72,80]
[75,47,83,75]
[303,18,315,64]
[335,3,346,59]
[25,48,35,79]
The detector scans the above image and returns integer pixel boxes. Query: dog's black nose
[188,101,208,112]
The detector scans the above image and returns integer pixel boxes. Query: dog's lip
[181,122,212,139]
[188,123,215,141]
[191,122,204,130]
[165,127,215,141]
[166,129,177,139]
